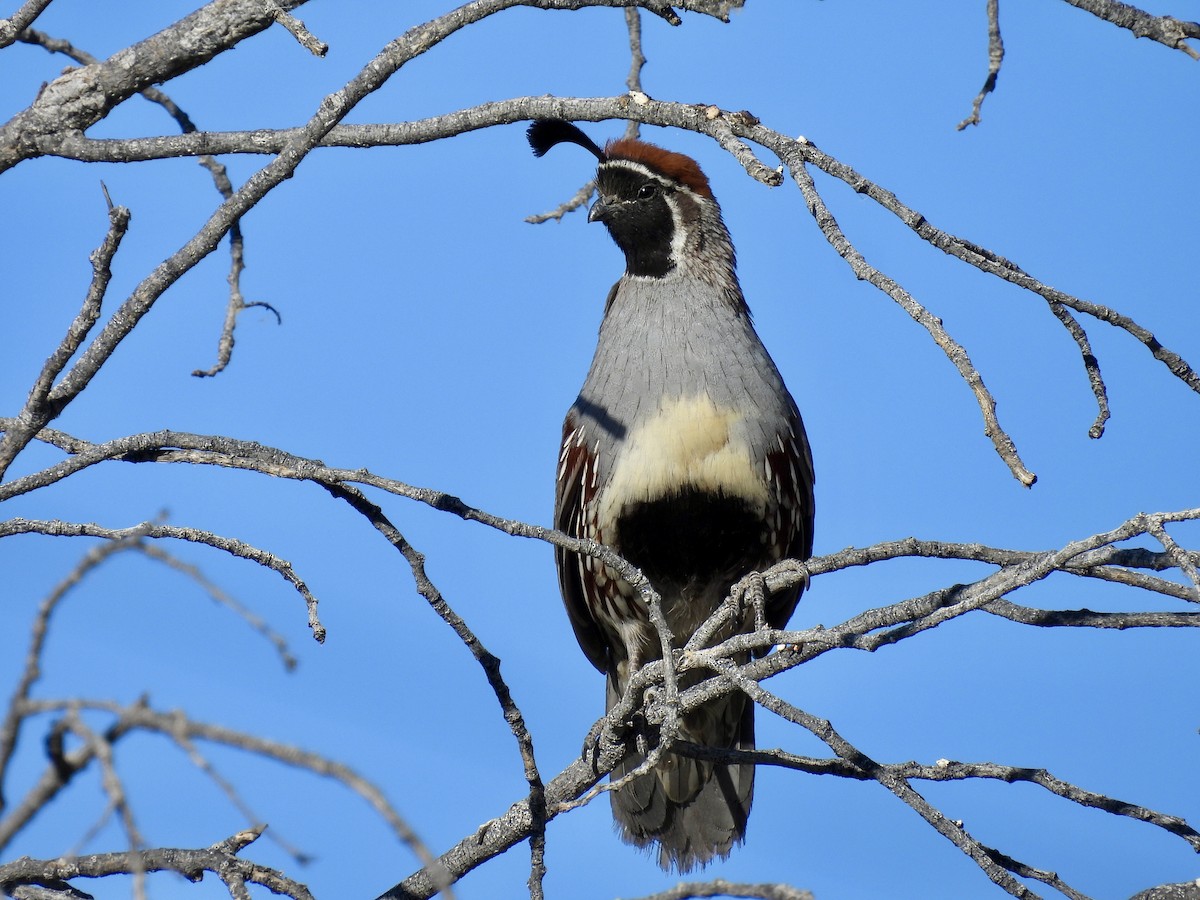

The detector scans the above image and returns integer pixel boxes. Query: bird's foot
[727,570,769,633]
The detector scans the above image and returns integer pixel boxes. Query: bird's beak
[588,196,613,225]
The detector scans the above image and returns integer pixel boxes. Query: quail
[529,119,815,872]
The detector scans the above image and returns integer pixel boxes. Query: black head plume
[527,119,606,162]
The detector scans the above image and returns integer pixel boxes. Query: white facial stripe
[599,158,659,181]
[599,158,702,198]
[667,190,688,267]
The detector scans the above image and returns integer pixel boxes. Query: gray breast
[574,276,792,535]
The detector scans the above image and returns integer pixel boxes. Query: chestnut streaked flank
[529,119,815,872]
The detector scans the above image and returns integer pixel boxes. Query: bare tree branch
[1059,0,1200,59]
[0,828,314,900]
[0,0,53,49]
[16,27,277,379]
[4,421,1195,895]
[7,424,1200,634]
[11,697,444,889]
[1,2,1196,897]
[20,86,1196,423]
[25,92,1196,481]
[58,713,148,900]
[0,0,312,174]
[752,123,1200,430]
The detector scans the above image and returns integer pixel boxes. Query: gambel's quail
[529,119,816,872]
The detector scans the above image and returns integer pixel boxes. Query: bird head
[527,119,726,279]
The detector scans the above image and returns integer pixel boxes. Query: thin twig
[0,197,127,480]
[1046,300,1110,437]
[265,0,328,56]
[526,176,595,223]
[0,517,324,642]
[171,731,309,864]
[958,0,1005,130]
[61,713,148,899]
[16,697,442,883]
[783,154,1036,485]
[981,844,1092,900]
[136,542,299,668]
[17,27,277,381]
[321,483,525,899]
[0,525,152,813]
[693,661,1061,898]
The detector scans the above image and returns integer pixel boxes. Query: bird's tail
[606,674,755,872]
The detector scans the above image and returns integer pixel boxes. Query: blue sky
[2,2,1198,898]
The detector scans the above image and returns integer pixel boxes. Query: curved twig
[958,0,1005,130]
[0,517,324,641]
[782,152,1035,485]
[759,126,1200,402]
[135,542,300,667]
[1046,299,1110,437]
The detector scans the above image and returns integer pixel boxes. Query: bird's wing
[764,402,816,630]
[554,410,610,673]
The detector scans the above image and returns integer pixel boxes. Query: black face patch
[594,164,677,278]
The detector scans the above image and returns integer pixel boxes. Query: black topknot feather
[527,119,606,162]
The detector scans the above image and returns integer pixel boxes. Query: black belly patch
[616,488,766,592]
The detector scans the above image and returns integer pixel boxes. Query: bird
[528,119,815,872]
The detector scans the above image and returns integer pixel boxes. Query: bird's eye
[637,182,659,200]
